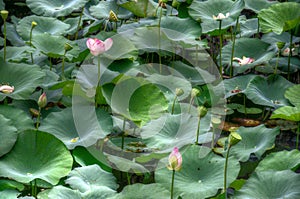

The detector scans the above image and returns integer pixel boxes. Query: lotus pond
[0,0,300,198]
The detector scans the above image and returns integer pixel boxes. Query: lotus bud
[276,42,285,50]
[31,21,37,28]
[30,108,40,117]
[64,43,73,52]
[1,10,8,21]
[198,106,208,117]
[175,88,184,97]
[38,92,47,108]
[167,147,182,171]
[0,85,14,94]
[191,88,200,98]
[228,132,242,146]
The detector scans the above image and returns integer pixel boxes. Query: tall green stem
[243,95,247,117]
[224,145,232,199]
[218,20,223,77]
[170,170,175,199]
[121,117,126,150]
[61,50,67,80]
[97,56,101,85]
[75,7,84,40]
[287,30,293,80]
[230,17,239,77]
[36,107,41,129]
[196,115,201,144]
[296,122,300,150]
[274,50,280,75]
[158,6,163,74]
[3,18,6,62]
[171,96,177,114]
[29,27,34,64]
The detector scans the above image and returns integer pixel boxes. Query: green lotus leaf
[230,125,280,162]
[245,0,277,13]
[141,113,212,153]
[256,150,300,172]
[106,155,149,173]
[65,165,118,192]
[40,107,113,149]
[0,0,4,10]
[63,16,82,35]
[46,186,82,199]
[89,0,132,19]
[240,18,258,37]
[156,145,240,199]
[285,84,300,107]
[0,46,34,62]
[0,179,24,192]
[221,38,275,75]
[17,15,70,41]
[0,60,45,101]
[244,75,294,108]
[0,105,33,131]
[235,170,300,198]
[119,0,157,17]
[261,32,300,46]
[0,190,21,199]
[237,107,262,114]
[26,0,89,17]
[31,33,80,59]
[258,2,300,34]
[189,0,244,33]
[270,106,300,121]
[150,16,201,41]
[0,130,73,185]
[110,183,170,199]
[107,77,168,127]
[0,115,18,157]
[6,22,25,46]
[223,74,256,98]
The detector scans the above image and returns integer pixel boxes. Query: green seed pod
[228,132,242,146]
[1,10,8,21]
[31,21,37,28]
[64,43,73,52]
[191,88,200,98]
[198,106,208,117]
[276,42,285,50]
[175,88,184,97]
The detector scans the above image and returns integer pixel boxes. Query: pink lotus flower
[167,147,182,171]
[213,12,230,20]
[0,85,14,94]
[233,56,254,65]
[281,47,296,57]
[86,38,113,56]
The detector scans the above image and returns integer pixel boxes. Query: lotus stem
[296,122,300,150]
[2,14,7,62]
[287,30,293,80]
[230,17,239,78]
[97,56,101,86]
[75,7,84,40]
[218,20,223,78]
[243,95,247,117]
[274,50,280,75]
[158,6,163,74]
[61,50,67,80]
[170,170,175,199]
[29,21,37,64]
[171,96,177,114]
[195,114,201,144]
[223,144,231,199]
[36,107,41,129]
[121,117,126,150]
[127,172,131,185]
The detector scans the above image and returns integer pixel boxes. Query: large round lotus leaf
[258,2,300,34]
[245,0,277,13]
[189,0,244,33]
[106,155,149,173]
[156,145,240,199]
[270,106,300,121]
[285,84,300,107]
[240,18,259,37]
[26,0,89,17]
[0,130,73,185]
[0,190,21,199]
[221,38,275,75]
[108,77,168,127]
[110,183,170,199]
[118,0,158,17]
[230,125,280,162]
[223,74,256,98]
[0,115,18,157]
[89,0,132,19]
[0,105,33,132]
[235,170,300,199]
[31,33,80,59]
[65,165,118,192]
[17,15,70,41]
[40,107,113,149]
[261,32,300,46]
[150,16,201,41]
[0,60,45,101]
[256,150,300,172]
[244,75,294,108]
[141,113,212,153]
[1,46,35,63]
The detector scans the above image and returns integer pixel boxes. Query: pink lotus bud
[86,38,113,56]
[233,56,254,65]
[213,12,230,20]
[0,85,14,94]
[38,92,47,108]
[167,147,182,171]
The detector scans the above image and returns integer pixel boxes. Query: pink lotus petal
[168,147,182,171]
[86,38,113,56]
[0,85,14,94]
[104,38,113,51]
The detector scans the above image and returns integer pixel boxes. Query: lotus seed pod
[276,42,285,50]
[1,10,8,21]
[191,88,200,98]
[109,10,118,22]
[198,106,208,117]
[64,43,73,52]
[228,132,242,146]
[31,21,37,28]
[172,0,180,8]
